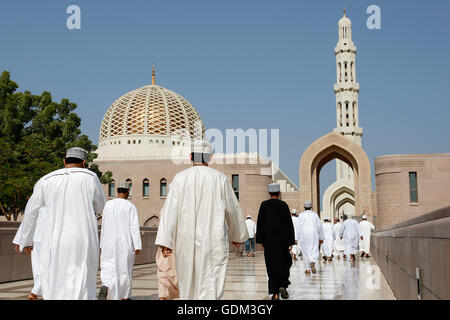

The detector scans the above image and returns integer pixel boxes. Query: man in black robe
[256,183,295,300]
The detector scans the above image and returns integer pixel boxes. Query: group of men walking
[290,208,375,266]
[13,141,249,300]
[256,192,375,300]
[12,140,375,301]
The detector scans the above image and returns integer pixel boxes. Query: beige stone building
[374,154,450,229]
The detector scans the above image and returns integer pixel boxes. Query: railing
[371,206,450,300]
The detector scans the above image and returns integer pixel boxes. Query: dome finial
[152,62,156,85]
[343,8,346,16]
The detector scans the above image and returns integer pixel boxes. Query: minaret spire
[152,63,156,85]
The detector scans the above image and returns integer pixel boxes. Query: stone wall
[280,192,301,212]
[371,206,450,300]
[0,225,157,284]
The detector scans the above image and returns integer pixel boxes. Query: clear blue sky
[1,0,449,197]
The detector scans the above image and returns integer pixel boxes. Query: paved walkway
[0,254,395,300]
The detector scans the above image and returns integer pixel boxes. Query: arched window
[126,178,132,197]
[338,63,341,82]
[160,178,167,197]
[350,62,354,81]
[143,179,149,197]
[108,180,115,197]
[345,102,350,126]
[338,103,342,127]
[344,62,348,82]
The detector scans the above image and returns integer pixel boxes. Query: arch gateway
[299,132,372,218]
[322,179,355,220]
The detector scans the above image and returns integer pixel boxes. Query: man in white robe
[321,218,336,262]
[290,209,299,261]
[296,201,324,274]
[244,215,257,257]
[13,207,48,300]
[338,213,363,261]
[155,140,249,300]
[99,182,142,300]
[359,214,375,258]
[332,218,345,259]
[12,147,106,300]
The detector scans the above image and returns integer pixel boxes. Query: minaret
[333,10,363,181]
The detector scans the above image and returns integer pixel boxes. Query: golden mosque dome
[96,65,205,161]
[99,65,205,143]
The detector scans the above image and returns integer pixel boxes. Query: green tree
[0,71,112,221]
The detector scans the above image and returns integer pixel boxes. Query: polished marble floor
[0,253,395,300]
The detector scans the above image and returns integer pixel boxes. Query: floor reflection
[0,252,395,300]
[224,253,395,300]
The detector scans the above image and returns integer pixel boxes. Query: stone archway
[144,215,159,228]
[299,132,371,217]
[322,179,355,220]
[334,196,355,217]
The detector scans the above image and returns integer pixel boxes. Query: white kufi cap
[268,183,280,193]
[118,181,130,190]
[191,140,212,154]
[66,147,88,161]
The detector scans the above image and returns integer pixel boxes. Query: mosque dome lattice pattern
[99,85,205,141]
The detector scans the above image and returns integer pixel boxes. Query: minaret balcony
[333,126,363,136]
[334,45,357,55]
[334,82,359,93]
